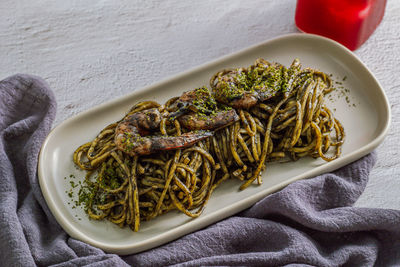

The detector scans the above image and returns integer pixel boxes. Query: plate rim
[38,33,391,254]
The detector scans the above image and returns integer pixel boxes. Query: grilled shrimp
[178,108,239,130]
[114,108,212,156]
[210,68,259,109]
[168,87,239,130]
[210,58,302,109]
[168,87,216,116]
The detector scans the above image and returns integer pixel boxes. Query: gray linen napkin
[1,74,399,267]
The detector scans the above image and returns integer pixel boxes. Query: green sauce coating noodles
[72,59,345,231]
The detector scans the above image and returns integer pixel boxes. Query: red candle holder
[295,0,387,50]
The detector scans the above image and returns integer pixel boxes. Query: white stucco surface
[1,0,399,209]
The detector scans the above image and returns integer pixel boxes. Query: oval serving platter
[38,33,390,255]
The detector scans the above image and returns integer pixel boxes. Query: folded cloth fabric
[0,74,399,267]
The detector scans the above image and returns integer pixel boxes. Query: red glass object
[295,0,387,50]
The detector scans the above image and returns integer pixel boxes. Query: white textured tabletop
[1,0,399,209]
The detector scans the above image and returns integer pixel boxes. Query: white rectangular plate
[38,34,390,255]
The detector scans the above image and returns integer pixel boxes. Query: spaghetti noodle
[72,58,345,231]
